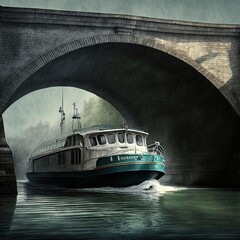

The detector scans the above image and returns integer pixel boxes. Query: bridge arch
[1,33,240,188]
[0,34,238,115]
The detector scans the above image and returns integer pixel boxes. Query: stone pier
[0,116,17,195]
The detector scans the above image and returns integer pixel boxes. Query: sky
[1,0,240,139]
[3,87,95,138]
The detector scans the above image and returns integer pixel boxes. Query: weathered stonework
[0,6,240,115]
[0,116,17,195]
[0,6,240,190]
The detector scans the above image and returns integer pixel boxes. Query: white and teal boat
[26,101,165,188]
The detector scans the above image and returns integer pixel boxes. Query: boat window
[76,149,81,164]
[126,133,134,144]
[62,152,66,165]
[97,135,106,145]
[75,135,80,145]
[78,150,82,164]
[118,132,125,143]
[72,136,76,146]
[144,137,147,146]
[58,153,62,165]
[90,136,97,146]
[45,158,48,167]
[70,149,81,165]
[65,137,71,147]
[107,133,116,144]
[76,150,78,164]
[34,160,38,169]
[136,135,143,146]
[43,157,49,168]
[71,150,74,165]
[74,150,77,164]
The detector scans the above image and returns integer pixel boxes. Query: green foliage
[81,97,125,128]
[8,122,58,179]
[7,96,125,179]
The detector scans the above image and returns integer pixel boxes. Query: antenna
[72,102,81,132]
[62,88,64,112]
[59,88,65,135]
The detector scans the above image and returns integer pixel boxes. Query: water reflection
[1,181,240,239]
[0,196,16,238]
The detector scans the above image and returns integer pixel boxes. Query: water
[1,180,240,239]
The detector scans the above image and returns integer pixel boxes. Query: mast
[59,88,65,135]
[72,102,81,132]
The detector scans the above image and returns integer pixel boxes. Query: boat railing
[147,141,164,156]
[30,137,68,158]
[31,146,62,158]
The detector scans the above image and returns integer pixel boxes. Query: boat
[26,95,165,188]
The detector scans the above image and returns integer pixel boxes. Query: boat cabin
[28,128,149,173]
[87,130,147,148]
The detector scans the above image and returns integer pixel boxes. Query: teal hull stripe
[96,161,164,170]
[96,154,165,175]
[97,154,164,167]
[95,163,165,176]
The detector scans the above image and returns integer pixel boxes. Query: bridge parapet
[0,6,240,115]
[0,6,240,192]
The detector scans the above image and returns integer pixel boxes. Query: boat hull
[26,154,165,188]
[26,170,164,188]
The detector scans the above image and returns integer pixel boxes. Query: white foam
[18,179,186,196]
[17,180,28,183]
[80,180,186,195]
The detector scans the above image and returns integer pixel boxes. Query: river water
[1,180,240,239]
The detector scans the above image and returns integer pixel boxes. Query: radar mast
[59,88,65,135]
[72,102,81,132]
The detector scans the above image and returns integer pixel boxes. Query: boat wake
[80,180,186,195]
[19,179,186,197]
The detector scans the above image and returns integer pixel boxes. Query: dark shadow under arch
[0,34,239,116]
[2,40,240,187]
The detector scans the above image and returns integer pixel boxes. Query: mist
[1,0,239,182]
[7,121,57,179]
[3,87,125,179]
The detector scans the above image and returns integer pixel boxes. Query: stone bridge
[1,6,240,194]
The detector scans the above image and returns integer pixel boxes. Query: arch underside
[1,34,239,115]
[1,36,240,186]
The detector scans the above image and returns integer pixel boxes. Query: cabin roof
[31,125,148,158]
[74,125,148,136]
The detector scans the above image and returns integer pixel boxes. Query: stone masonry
[0,6,240,115]
[0,6,240,193]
